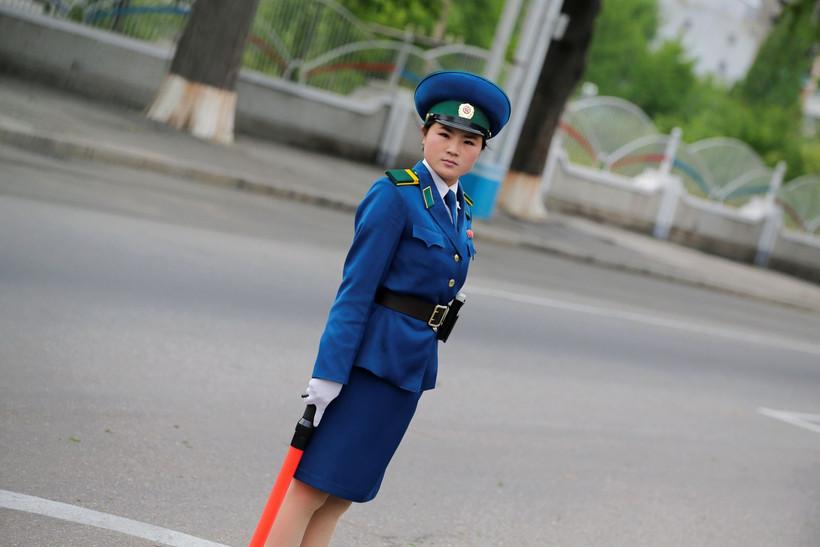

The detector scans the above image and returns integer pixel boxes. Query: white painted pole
[653,128,683,240]
[754,161,787,267]
[377,30,416,167]
[653,175,682,240]
[377,90,412,167]
[489,0,549,164]
[659,127,681,176]
[388,30,413,90]
[495,0,565,172]
[484,0,524,82]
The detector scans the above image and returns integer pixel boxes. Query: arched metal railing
[556,96,794,208]
[779,175,820,234]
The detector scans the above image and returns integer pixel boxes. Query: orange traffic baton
[249,404,316,547]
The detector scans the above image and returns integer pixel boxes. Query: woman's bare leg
[265,480,329,547]
[300,495,352,547]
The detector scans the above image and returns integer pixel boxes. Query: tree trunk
[499,0,601,220]
[146,0,262,144]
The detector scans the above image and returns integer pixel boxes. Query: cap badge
[458,103,475,120]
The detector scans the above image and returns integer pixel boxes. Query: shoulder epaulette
[463,192,474,207]
[385,168,419,186]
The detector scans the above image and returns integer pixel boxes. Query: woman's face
[422,122,483,186]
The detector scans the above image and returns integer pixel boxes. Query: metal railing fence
[3,0,509,96]
[245,0,504,94]
[1,0,192,43]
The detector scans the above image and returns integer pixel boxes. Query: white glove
[303,378,343,426]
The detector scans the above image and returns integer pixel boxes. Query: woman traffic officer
[266,70,511,547]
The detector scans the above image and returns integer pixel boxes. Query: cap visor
[432,118,486,137]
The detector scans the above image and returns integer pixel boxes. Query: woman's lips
[442,159,457,168]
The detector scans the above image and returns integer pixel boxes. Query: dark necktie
[444,190,457,226]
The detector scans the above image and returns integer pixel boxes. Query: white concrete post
[652,128,682,240]
[388,29,413,90]
[754,161,787,267]
[539,132,564,200]
[376,89,412,167]
[659,127,681,176]
[484,0,524,82]
[377,30,416,167]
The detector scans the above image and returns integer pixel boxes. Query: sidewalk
[2,74,820,313]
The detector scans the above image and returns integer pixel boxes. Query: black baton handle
[291,404,316,450]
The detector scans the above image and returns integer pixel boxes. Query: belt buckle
[428,304,449,329]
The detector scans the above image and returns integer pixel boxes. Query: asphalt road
[1,144,819,546]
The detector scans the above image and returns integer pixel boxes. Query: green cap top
[425,100,492,138]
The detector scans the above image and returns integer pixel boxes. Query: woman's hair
[423,119,487,150]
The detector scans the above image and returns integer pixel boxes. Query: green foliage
[629,41,697,119]
[443,0,505,48]
[584,0,659,101]
[585,0,699,120]
[801,140,820,175]
[738,0,819,107]
[337,0,443,37]
[582,0,819,180]
[337,0,505,47]
[678,100,805,176]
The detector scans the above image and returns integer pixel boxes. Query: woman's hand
[303,378,343,426]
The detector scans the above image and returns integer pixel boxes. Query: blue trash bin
[460,161,506,219]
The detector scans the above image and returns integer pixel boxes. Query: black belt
[375,288,450,329]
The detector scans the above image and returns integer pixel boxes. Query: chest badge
[422,186,435,209]
[466,229,474,239]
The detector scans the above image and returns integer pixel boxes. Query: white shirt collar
[422,159,460,209]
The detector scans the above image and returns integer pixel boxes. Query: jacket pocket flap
[412,225,446,248]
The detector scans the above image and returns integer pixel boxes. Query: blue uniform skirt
[294,366,423,503]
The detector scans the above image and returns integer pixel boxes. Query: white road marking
[758,407,820,435]
[470,284,820,356]
[0,489,229,547]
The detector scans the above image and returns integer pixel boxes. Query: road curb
[0,123,360,213]
[1,122,818,313]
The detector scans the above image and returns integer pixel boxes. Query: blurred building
[656,0,782,83]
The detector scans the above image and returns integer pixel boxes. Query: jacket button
[448,279,455,288]
[454,254,461,262]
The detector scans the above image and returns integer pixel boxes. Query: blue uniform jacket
[312,160,475,392]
